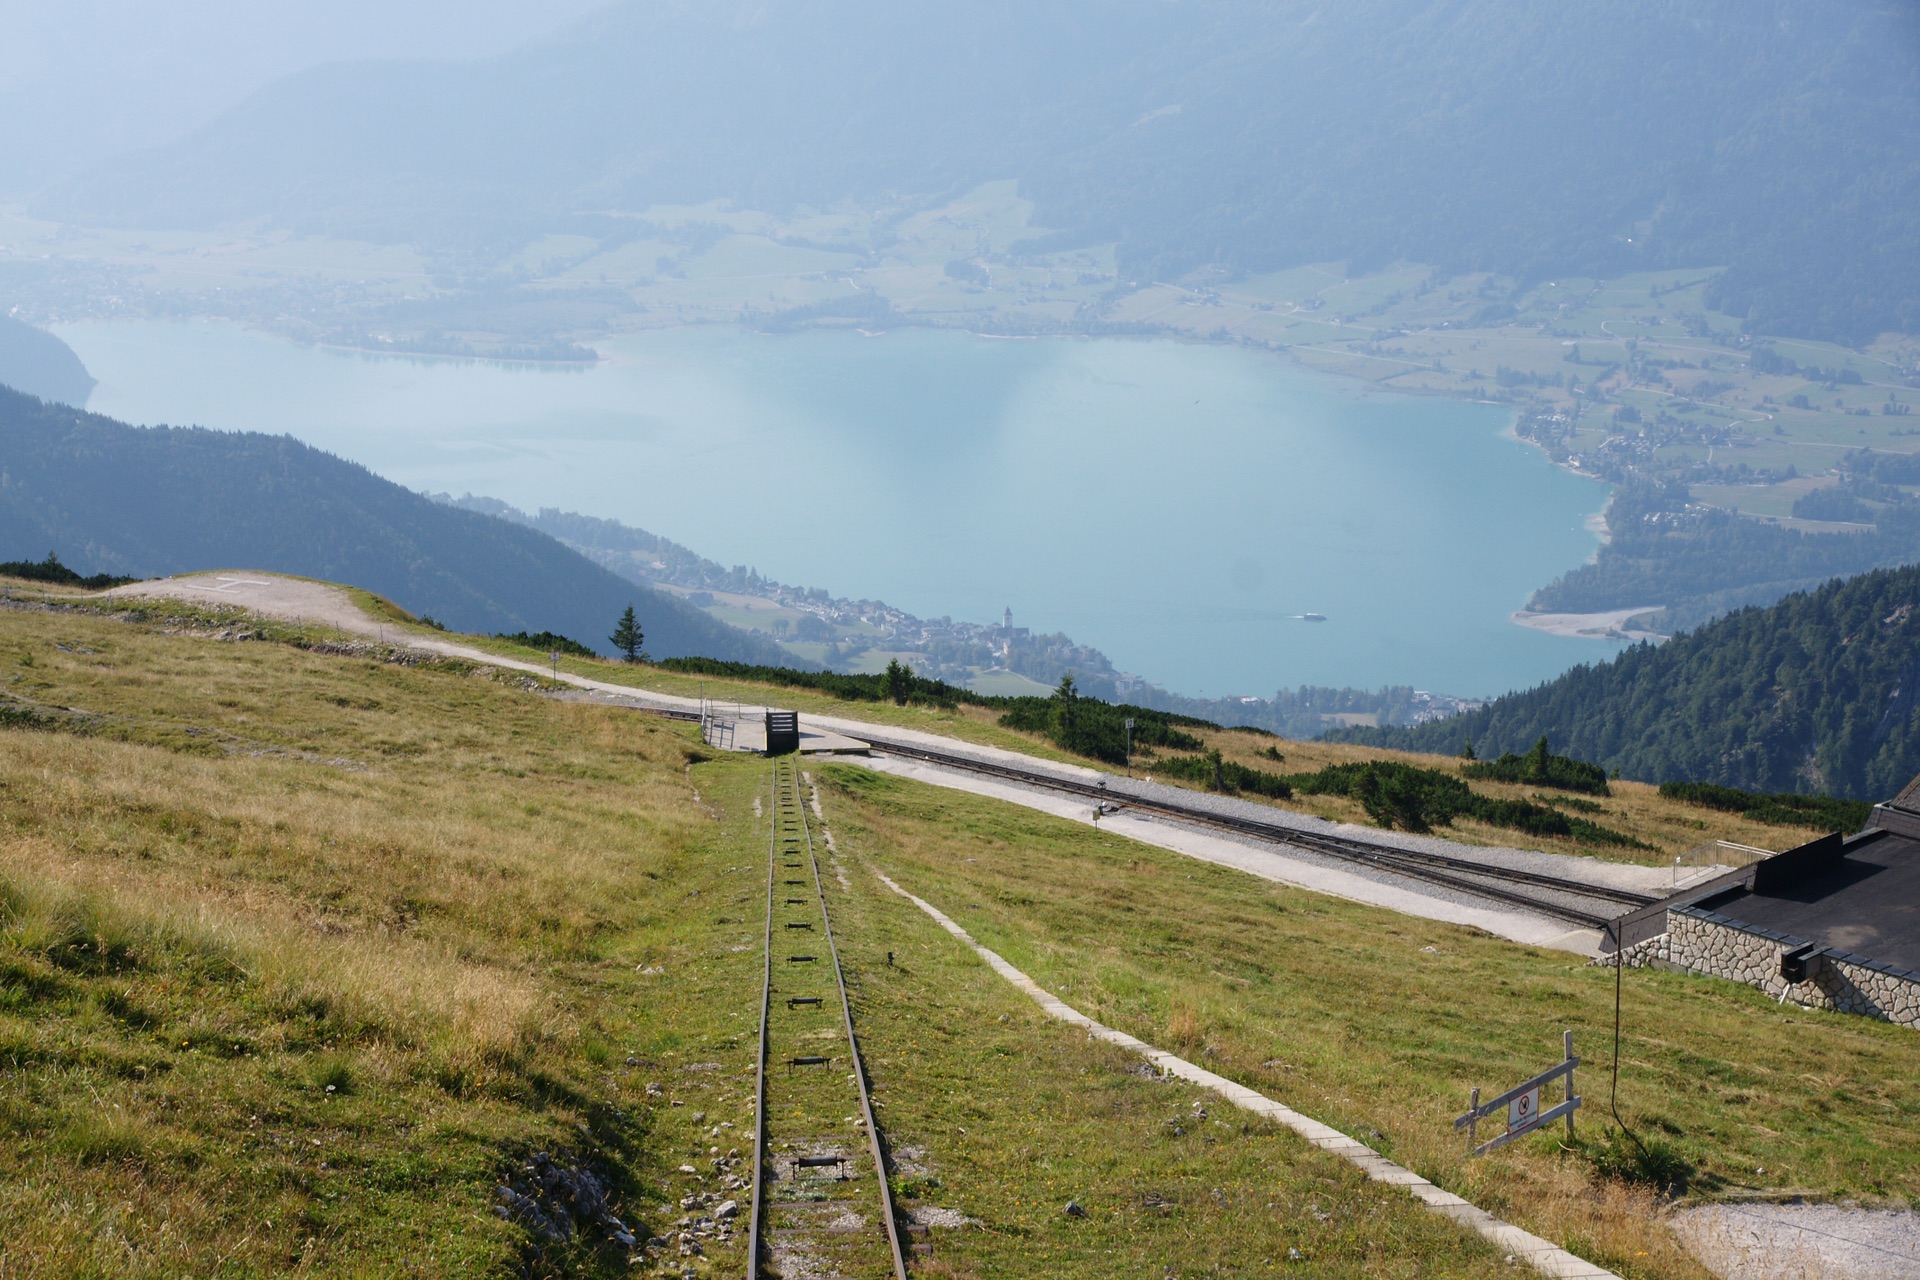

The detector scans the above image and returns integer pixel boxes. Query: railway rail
[855,732,1658,931]
[747,760,908,1280]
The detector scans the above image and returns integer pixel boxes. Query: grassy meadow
[2,593,1907,1277]
[814,763,1920,1280]
[0,597,1505,1276]
[0,600,753,1276]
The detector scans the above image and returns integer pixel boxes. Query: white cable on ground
[871,867,1622,1280]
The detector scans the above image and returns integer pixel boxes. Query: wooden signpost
[1454,1030,1581,1156]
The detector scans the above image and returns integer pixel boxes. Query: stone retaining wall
[1609,908,1920,1029]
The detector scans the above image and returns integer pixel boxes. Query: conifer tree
[610,605,644,663]
[884,658,913,705]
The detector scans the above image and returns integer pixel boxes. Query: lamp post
[1124,717,1135,776]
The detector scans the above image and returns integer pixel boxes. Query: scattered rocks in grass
[493,1152,639,1250]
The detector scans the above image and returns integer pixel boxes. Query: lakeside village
[645,558,1485,735]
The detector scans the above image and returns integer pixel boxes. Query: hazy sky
[0,0,611,192]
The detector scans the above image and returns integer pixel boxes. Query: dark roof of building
[1698,827,1920,973]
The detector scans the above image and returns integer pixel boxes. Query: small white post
[1564,1029,1576,1139]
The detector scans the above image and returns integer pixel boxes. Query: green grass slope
[0,598,1515,1277]
[0,386,792,663]
[1338,563,1920,799]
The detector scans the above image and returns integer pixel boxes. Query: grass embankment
[816,763,1920,1280]
[505,642,1094,767]
[0,603,755,1276]
[0,601,1512,1276]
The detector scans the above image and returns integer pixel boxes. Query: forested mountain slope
[1338,565,1920,800]
[46,0,1920,344]
[0,387,792,662]
[1529,480,1920,635]
[0,315,94,407]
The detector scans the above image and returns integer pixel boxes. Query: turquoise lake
[58,320,1620,698]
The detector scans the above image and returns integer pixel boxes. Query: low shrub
[1463,736,1611,795]
[1658,781,1871,833]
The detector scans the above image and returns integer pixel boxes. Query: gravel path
[1668,1202,1920,1280]
[107,573,387,635]
[830,720,1700,897]
[859,753,1605,953]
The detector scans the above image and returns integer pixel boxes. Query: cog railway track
[746,761,909,1280]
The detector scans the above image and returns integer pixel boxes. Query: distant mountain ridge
[0,386,793,663]
[0,316,94,407]
[1336,564,1920,800]
[44,0,1920,344]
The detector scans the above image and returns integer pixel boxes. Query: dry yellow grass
[1154,727,1798,865]
[0,602,745,1276]
[0,585,1885,1278]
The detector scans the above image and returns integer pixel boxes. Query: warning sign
[1454,1032,1583,1157]
[1508,1086,1541,1134]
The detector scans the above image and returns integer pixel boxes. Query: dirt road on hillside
[108,574,386,636]
[104,572,710,712]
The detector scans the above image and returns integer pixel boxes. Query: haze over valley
[5,7,1920,1276]
[8,0,1920,718]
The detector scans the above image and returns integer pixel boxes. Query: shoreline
[1509,606,1666,642]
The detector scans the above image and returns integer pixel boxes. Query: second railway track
[854,733,1659,930]
[747,761,908,1280]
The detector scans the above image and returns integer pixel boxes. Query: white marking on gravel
[872,867,1622,1280]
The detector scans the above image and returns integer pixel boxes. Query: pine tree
[1051,673,1079,750]
[884,658,913,706]
[610,606,644,663]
